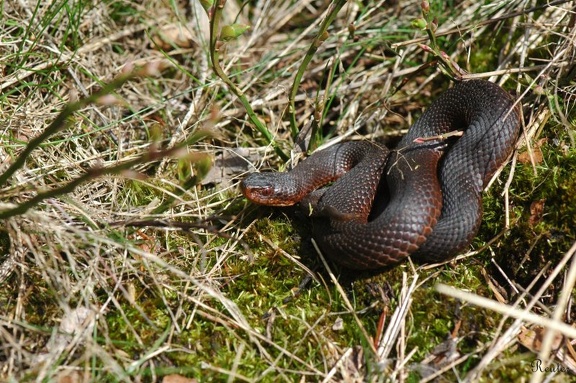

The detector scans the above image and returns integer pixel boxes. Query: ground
[1,0,576,382]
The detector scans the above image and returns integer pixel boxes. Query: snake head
[240,173,299,206]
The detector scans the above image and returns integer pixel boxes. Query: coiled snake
[242,80,521,270]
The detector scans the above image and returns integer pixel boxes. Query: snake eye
[259,186,274,196]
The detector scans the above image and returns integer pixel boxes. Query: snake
[241,80,521,270]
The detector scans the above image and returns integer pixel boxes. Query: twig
[413,130,464,143]
[436,283,576,339]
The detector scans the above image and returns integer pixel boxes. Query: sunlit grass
[1,0,575,382]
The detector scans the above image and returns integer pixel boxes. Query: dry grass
[1,0,576,382]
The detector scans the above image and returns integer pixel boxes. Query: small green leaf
[177,153,211,183]
[313,31,329,48]
[199,0,214,14]
[220,24,250,41]
[411,18,427,30]
[194,155,212,181]
[149,123,163,142]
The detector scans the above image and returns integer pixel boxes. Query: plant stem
[288,0,348,145]
[209,1,288,161]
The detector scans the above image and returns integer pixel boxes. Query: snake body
[242,80,521,270]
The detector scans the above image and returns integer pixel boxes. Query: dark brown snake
[241,80,522,270]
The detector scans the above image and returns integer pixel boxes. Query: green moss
[481,122,576,294]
